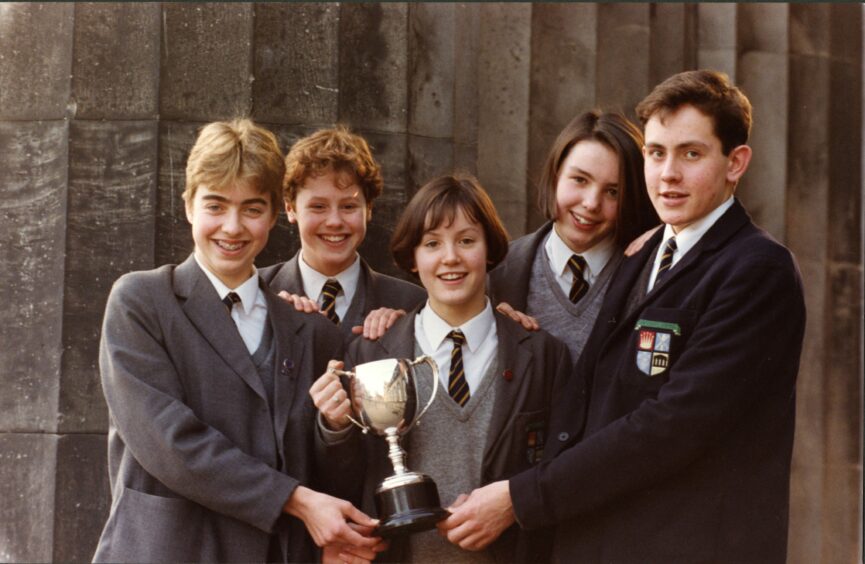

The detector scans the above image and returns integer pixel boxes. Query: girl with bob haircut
[310,174,571,563]
[490,109,658,364]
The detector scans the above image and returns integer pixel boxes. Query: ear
[366,202,373,222]
[725,144,752,185]
[185,200,194,224]
[285,201,297,224]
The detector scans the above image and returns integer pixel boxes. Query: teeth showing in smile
[572,213,596,226]
[322,235,347,243]
[439,273,465,281]
[217,241,244,251]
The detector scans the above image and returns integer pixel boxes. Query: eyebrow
[645,140,712,151]
[201,194,269,206]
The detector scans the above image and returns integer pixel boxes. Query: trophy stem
[384,427,407,476]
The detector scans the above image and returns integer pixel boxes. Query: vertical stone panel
[160,3,253,121]
[0,121,67,432]
[697,4,737,78]
[596,4,650,119]
[0,3,74,120]
[649,4,698,88]
[339,4,409,132]
[52,434,110,562]
[155,121,200,267]
[252,3,339,125]
[528,4,597,230]
[452,3,480,175]
[0,434,57,562]
[407,4,455,190]
[785,5,831,562]
[61,121,158,433]
[477,3,532,236]
[71,3,160,120]
[736,3,789,241]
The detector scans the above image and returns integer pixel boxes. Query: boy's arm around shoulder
[99,272,296,533]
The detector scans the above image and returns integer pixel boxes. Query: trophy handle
[404,355,439,433]
[329,368,370,433]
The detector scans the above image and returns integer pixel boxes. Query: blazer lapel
[375,306,419,360]
[265,285,307,448]
[482,313,532,466]
[270,253,306,296]
[174,255,267,400]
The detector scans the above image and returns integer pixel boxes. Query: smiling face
[286,169,370,276]
[413,207,488,327]
[553,139,620,254]
[186,181,277,288]
[643,104,750,232]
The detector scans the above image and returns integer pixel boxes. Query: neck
[428,297,486,328]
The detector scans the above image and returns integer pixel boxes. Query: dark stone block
[0,433,57,562]
[408,135,453,195]
[408,4,455,138]
[597,4,650,119]
[62,121,158,433]
[160,3,253,121]
[338,4,409,132]
[0,4,74,120]
[253,3,339,125]
[72,3,160,120]
[789,4,830,57]
[452,4,480,176]
[649,4,697,87]
[53,434,110,562]
[156,121,199,267]
[0,121,68,432]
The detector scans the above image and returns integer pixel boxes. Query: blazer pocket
[627,307,698,392]
[491,409,549,479]
[101,487,204,563]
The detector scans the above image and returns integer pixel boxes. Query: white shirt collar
[546,225,615,283]
[418,298,495,353]
[662,195,735,259]
[194,255,263,315]
[297,251,361,302]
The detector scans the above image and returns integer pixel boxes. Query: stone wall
[0,3,860,561]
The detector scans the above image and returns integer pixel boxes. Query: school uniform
[94,254,344,563]
[509,198,806,563]
[260,252,426,340]
[328,302,571,562]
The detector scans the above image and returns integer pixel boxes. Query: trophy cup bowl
[332,356,450,537]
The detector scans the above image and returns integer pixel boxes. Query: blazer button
[502,369,513,381]
[557,432,570,442]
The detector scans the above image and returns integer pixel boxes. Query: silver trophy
[332,356,449,536]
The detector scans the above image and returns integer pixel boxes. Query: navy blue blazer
[260,253,426,341]
[510,199,806,563]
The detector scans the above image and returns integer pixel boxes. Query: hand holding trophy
[330,356,449,537]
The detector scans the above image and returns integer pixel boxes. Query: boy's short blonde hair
[283,125,383,205]
[184,119,285,211]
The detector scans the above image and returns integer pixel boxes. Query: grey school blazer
[94,255,343,563]
[260,253,426,341]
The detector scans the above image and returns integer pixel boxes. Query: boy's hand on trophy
[310,360,352,431]
[437,480,515,551]
[321,523,389,564]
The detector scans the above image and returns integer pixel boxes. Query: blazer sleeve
[100,274,298,534]
[510,249,805,529]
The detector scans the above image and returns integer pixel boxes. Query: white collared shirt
[297,251,361,321]
[648,196,735,291]
[414,299,498,393]
[195,256,268,354]
[545,226,616,296]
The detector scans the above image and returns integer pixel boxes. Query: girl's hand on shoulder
[624,225,661,257]
[278,291,320,313]
[353,308,407,340]
[495,302,539,332]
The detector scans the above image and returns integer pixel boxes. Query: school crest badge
[634,320,680,376]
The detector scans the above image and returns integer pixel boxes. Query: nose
[442,242,460,264]
[324,207,343,227]
[581,187,601,211]
[660,156,681,183]
[222,209,243,236]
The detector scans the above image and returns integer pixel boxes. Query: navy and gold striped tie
[222,292,241,313]
[447,330,470,407]
[656,236,677,283]
[567,254,589,303]
[320,279,342,324]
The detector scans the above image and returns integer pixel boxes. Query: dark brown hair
[537,110,658,248]
[636,69,752,155]
[283,125,383,205]
[390,174,510,276]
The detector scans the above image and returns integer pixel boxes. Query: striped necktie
[447,330,470,407]
[222,292,241,313]
[655,236,677,283]
[320,279,341,324]
[567,254,589,303]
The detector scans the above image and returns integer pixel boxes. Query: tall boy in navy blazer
[261,126,425,340]
[94,119,378,563]
[446,70,806,564]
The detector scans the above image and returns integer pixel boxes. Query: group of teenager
[94,69,806,564]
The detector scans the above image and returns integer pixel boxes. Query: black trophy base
[374,476,450,537]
